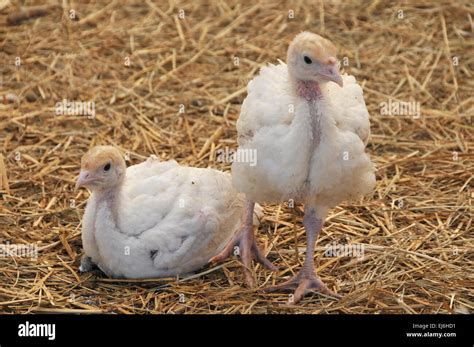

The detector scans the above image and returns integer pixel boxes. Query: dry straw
[0,0,472,314]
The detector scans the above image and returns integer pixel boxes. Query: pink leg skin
[210,200,278,287]
[266,207,341,303]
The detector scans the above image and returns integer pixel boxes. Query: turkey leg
[210,200,277,287]
[266,206,341,302]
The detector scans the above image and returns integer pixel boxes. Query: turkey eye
[304,56,312,64]
[103,163,111,172]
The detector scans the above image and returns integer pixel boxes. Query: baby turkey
[211,32,375,302]
[76,146,249,279]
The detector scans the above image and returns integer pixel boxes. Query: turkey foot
[266,268,341,303]
[210,200,278,287]
[79,254,97,273]
[265,206,341,302]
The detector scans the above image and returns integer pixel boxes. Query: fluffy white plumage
[212,32,375,301]
[233,62,375,213]
[78,148,249,279]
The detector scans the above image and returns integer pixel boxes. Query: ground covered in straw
[0,1,472,314]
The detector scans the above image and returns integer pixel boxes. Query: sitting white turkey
[76,146,251,279]
[211,32,375,302]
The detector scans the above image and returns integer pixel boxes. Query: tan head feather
[81,146,126,172]
[288,31,338,65]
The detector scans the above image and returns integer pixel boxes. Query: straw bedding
[0,0,472,313]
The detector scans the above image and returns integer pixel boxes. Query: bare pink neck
[94,186,117,205]
[296,80,322,101]
[94,186,121,226]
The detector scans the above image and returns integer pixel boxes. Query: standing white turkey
[211,32,375,302]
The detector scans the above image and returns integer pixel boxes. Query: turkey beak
[327,63,343,87]
[315,62,343,87]
[76,170,93,190]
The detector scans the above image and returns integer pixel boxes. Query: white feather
[232,62,375,215]
[82,158,248,278]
